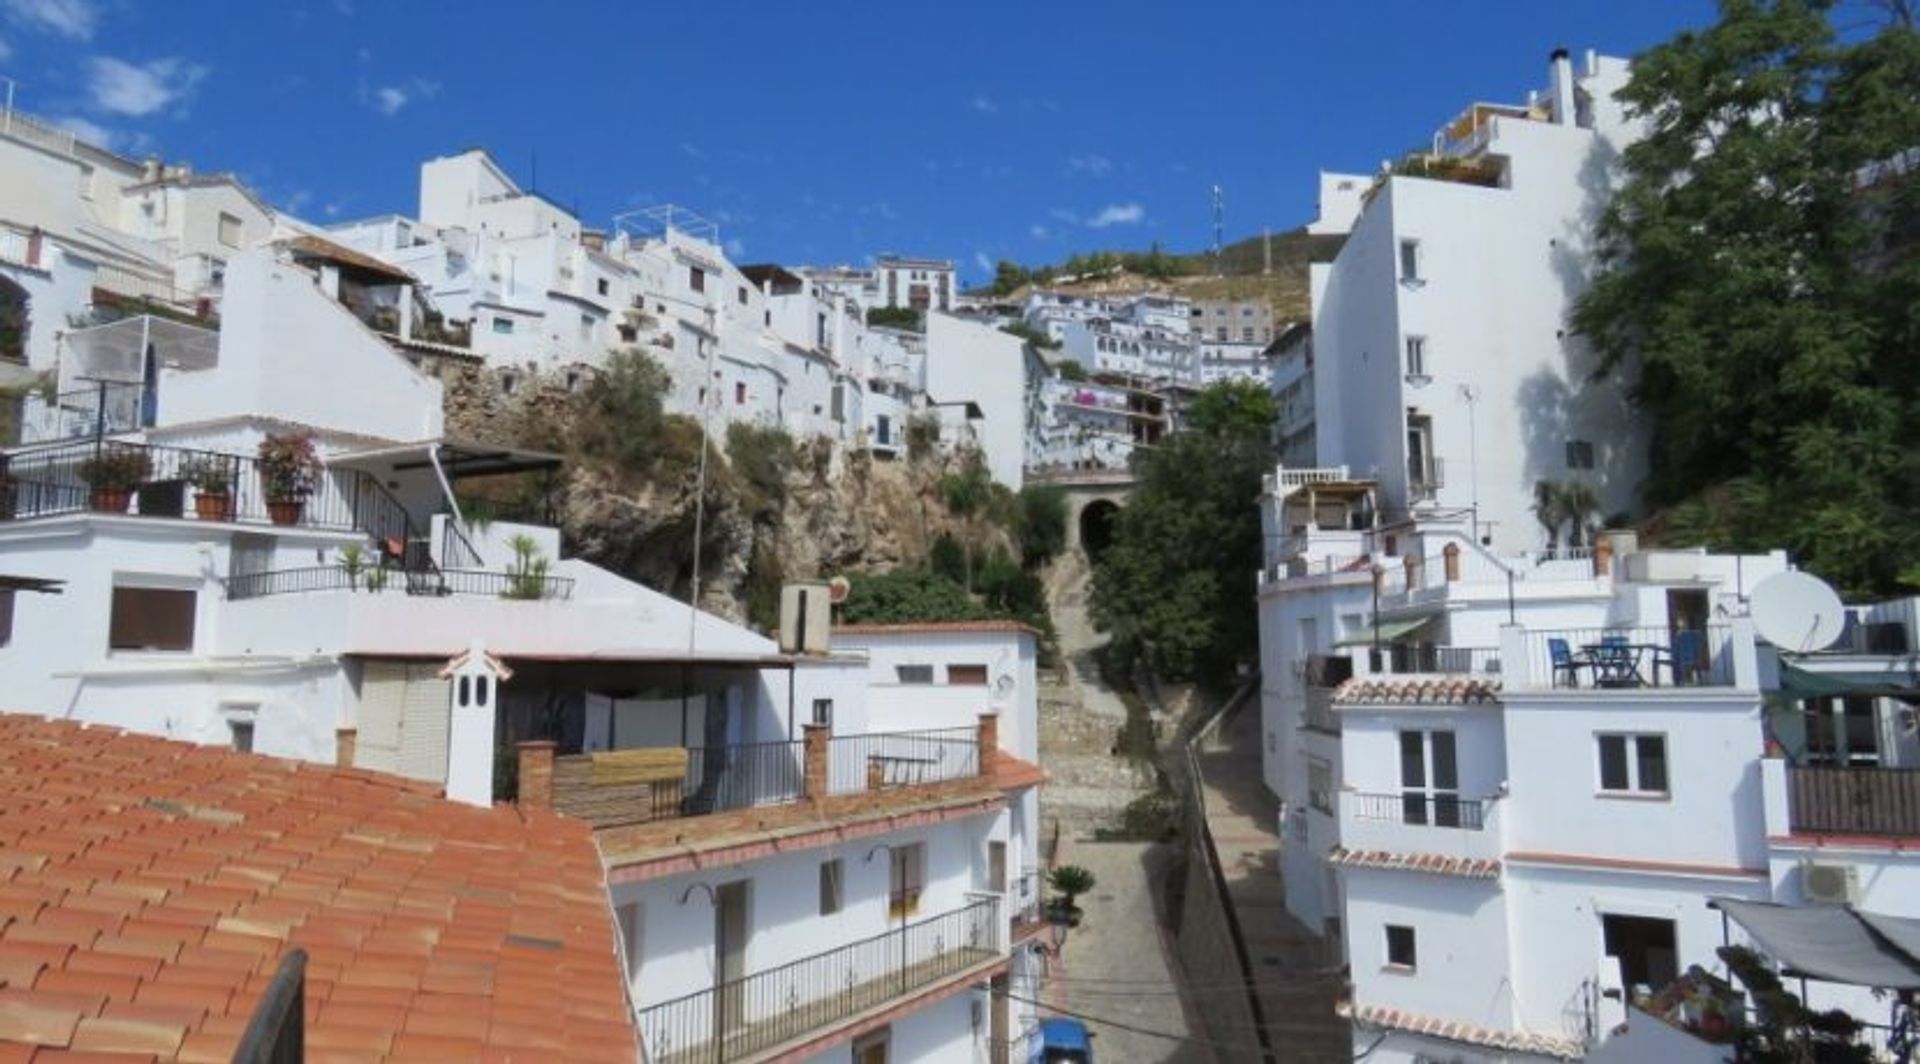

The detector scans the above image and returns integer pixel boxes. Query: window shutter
[396,664,452,785]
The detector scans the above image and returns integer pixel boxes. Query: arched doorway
[1079,499,1121,561]
[0,274,29,365]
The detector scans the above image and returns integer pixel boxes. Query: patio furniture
[1548,638,1590,687]
[1654,629,1706,686]
[1584,639,1657,687]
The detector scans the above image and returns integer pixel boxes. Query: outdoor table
[1581,642,1666,687]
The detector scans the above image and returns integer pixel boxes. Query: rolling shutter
[396,664,451,785]
[356,661,406,772]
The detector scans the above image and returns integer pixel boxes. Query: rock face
[434,354,1010,626]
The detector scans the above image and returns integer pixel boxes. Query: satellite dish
[827,576,851,604]
[1749,571,1845,653]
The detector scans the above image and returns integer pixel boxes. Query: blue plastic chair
[1663,629,1704,686]
[1548,638,1588,687]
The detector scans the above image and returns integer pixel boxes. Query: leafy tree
[865,305,923,331]
[725,422,795,523]
[1184,377,1279,438]
[1015,485,1068,568]
[1571,2,1920,595]
[998,321,1062,350]
[839,568,993,624]
[1091,380,1274,682]
[1056,359,1089,382]
[989,260,1032,296]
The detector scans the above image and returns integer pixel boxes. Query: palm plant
[1048,864,1097,922]
[1532,480,1562,555]
[1557,480,1602,550]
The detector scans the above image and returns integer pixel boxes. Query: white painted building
[1269,323,1316,468]
[1307,49,1649,552]
[1256,468,1920,1061]
[1026,374,1168,475]
[1305,171,1371,237]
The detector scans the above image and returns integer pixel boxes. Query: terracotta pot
[267,499,305,526]
[194,492,234,522]
[89,487,133,513]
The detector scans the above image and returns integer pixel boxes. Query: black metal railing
[0,438,413,540]
[1376,643,1503,676]
[1350,790,1487,830]
[439,517,485,569]
[827,727,980,794]
[674,739,808,818]
[1527,625,1734,689]
[638,897,1000,1063]
[232,949,306,1064]
[1788,766,1920,838]
[225,564,575,602]
[6,381,147,447]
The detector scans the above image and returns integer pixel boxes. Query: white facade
[925,312,1029,489]
[1308,50,1649,552]
[1305,171,1371,237]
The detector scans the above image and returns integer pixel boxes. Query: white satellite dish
[1749,570,1845,653]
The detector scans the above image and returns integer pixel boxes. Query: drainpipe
[427,443,463,558]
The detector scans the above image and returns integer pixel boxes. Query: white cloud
[678,142,705,160]
[4,0,95,39]
[970,94,997,115]
[973,251,993,274]
[1047,207,1079,225]
[365,77,439,117]
[1068,154,1112,176]
[49,113,112,148]
[1029,224,1049,239]
[1085,203,1144,229]
[725,237,746,259]
[86,56,208,117]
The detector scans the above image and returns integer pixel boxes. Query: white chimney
[1549,47,1576,126]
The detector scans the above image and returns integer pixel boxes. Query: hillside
[990,227,1345,323]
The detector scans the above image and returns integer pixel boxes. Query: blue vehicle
[1032,1017,1094,1063]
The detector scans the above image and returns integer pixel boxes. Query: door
[714,881,750,1038]
[1602,914,1678,993]
[1399,729,1460,826]
[989,974,1010,1064]
[988,840,1007,894]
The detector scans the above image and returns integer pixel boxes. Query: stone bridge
[1025,468,1136,558]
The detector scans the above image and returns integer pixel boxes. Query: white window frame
[1384,923,1418,971]
[1399,239,1424,284]
[1596,732,1670,796]
[1404,335,1429,382]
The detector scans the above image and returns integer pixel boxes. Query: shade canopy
[1777,662,1920,702]
[58,315,218,390]
[1711,898,1920,991]
[1334,616,1434,648]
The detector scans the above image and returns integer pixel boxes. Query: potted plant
[77,446,152,513]
[257,431,322,526]
[182,454,237,522]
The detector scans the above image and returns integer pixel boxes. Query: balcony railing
[1350,791,1487,831]
[225,564,575,602]
[638,897,1001,1063]
[1408,455,1445,498]
[827,727,980,794]
[1375,643,1502,676]
[1525,626,1733,689]
[1788,765,1920,838]
[1008,870,1044,930]
[0,439,413,547]
[9,382,146,447]
[677,740,807,818]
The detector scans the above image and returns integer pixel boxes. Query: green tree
[865,306,923,331]
[1091,380,1274,682]
[1571,2,1920,595]
[839,568,993,624]
[990,260,1031,296]
[1015,485,1068,568]
[1056,359,1089,382]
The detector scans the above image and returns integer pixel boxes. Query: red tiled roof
[1325,846,1502,880]
[1342,1001,1584,1059]
[1332,676,1502,705]
[0,714,636,1062]
[832,621,1043,638]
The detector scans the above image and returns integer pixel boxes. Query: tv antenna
[1210,185,1225,269]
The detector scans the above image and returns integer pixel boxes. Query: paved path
[1193,700,1350,1062]
[1047,841,1207,1064]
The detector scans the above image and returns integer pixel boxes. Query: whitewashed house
[1307,48,1650,552]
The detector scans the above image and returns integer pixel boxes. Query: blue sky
[1,0,1716,281]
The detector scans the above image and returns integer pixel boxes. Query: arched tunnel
[1079,498,1121,561]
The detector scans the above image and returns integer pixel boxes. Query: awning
[1777,663,1920,701]
[1335,616,1433,648]
[1710,898,1920,990]
[330,439,564,479]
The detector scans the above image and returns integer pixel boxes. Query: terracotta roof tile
[0,714,636,1062]
[1332,675,1503,706]
[1325,846,1502,879]
[1344,1001,1584,1059]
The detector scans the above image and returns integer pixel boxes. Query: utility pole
[1262,226,1273,275]
[1210,185,1225,274]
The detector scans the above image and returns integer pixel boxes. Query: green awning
[1334,616,1433,648]
[1778,662,1920,701]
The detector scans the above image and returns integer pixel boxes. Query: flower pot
[267,499,305,526]
[89,487,133,513]
[194,492,234,522]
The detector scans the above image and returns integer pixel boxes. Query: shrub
[77,446,152,490]
[840,569,992,625]
[1048,865,1097,917]
[905,413,942,462]
[725,422,795,523]
[1015,486,1067,568]
[1057,359,1088,382]
[865,306,923,331]
[502,534,553,600]
[998,321,1061,350]
[257,432,322,501]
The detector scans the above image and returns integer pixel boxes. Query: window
[1603,914,1678,992]
[947,664,988,685]
[853,1029,890,1064]
[819,859,844,915]
[108,586,196,652]
[1399,239,1422,282]
[888,844,925,917]
[734,381,747,405]
[217,212,242,248]
[228,719,254,753]
[1307,757,1334,814]
[1566,439,1595,470]
[688,266,705,293]
[1404,336,1428,379]
[1597,733,1668,794]
[1242,326,1255,342]
[737,286,748,305]
[811,698,834,728]
[0,588,13,646]
[1385,924,1417,969]
[492,317,515,335]
[895,665,934,684]
[1399,729,1461,825]
[1216,326,1229,341]
[616,902,642,978]
[596,278,610,297]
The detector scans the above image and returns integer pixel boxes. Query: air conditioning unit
[1802,861,1860,905]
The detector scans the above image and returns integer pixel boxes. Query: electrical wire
[1006,990,1391,1062]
